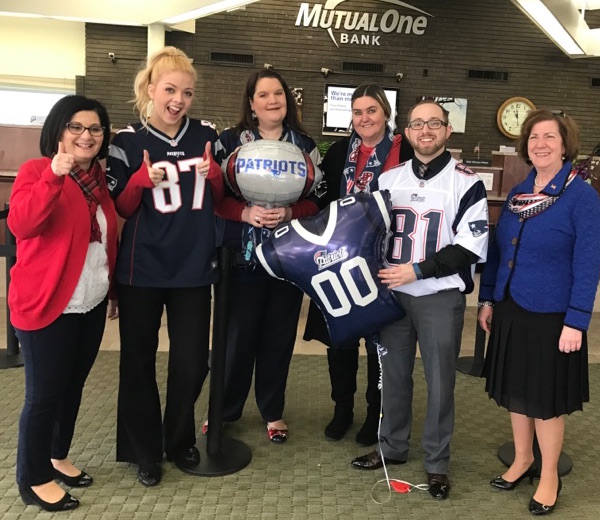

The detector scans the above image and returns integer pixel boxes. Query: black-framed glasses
[407,119,448,130]
[66,122,105,137]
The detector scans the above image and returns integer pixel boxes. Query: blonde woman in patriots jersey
[351,101,489,501]
[107,47,223,487]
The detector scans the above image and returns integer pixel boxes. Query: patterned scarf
[69,160,105,243]
[341,127,394,196]
[507,170,577,219]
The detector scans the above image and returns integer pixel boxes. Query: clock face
[497,97,536,139]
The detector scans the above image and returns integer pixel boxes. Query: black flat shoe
[351,450,406,470]
[54,468,93,488]
[19,485,79,512]
[490,465,534,490]
[427,473,450,500]
[529,476,562,516]
[137,463,162,487]
[168,446,200,470]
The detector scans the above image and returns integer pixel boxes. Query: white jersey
[378,157,489,297]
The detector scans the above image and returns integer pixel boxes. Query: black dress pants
[116,284,211,465]
[222,268,303,423]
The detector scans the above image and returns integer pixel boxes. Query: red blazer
[8,157,118,330]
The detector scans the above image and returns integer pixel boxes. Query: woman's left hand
[262,206,291,229]
[107,300,119,320]
[558,325,582,353]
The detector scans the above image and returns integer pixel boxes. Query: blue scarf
[341,127,394,196]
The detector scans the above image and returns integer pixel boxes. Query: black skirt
[483,297,589,419]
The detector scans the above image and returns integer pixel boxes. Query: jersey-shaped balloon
[255,191,405,347]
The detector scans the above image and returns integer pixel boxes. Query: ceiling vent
[342,61,385,74]
[467,69,509,81]
[210,52,254,65]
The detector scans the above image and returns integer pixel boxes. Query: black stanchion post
[183,246,252,476]
[497,436,573,477]
[0,205,22,369]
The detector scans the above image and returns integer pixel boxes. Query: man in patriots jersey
[255,191,405,347]
[107,47,223,487]
[351,101,489,501]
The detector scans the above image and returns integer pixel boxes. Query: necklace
[533,175,547,188]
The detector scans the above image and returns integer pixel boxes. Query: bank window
[0,88,73,125]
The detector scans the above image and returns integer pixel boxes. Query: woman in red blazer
[8,95,118,512]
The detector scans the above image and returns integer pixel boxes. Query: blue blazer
[479,161,600,331]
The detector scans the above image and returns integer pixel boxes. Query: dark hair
[40,95,111,159]
[517,108,580,164]
[234,69,307,135]
[406,100,449,126]
[351,83,392,120]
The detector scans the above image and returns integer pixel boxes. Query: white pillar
[147,24,166,56]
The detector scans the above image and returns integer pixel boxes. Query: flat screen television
[322,84,400,136]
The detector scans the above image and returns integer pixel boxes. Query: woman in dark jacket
[304,83,414,445]
[213,69,321,443]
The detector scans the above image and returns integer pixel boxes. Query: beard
[410,136,446,159]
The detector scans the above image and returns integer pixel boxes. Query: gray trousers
[378,289,466,474]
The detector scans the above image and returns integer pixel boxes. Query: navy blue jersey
[255,191,405,346]
[107,117,219,287]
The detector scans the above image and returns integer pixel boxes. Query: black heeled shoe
[54,468,93,487]
[490,464,535,490]
[529,475,562,516]
[19,485,79,512]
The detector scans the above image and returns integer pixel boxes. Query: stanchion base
[456,356,483,377]
[0,350,23,369]
[497,441,572,477]
[178,437,252,477]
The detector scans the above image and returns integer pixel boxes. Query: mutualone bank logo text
[295,0,433,47]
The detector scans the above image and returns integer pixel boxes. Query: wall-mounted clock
[497,97,536,139]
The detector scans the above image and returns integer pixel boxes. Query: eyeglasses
[66,122,105,137]
[407,119,448,130]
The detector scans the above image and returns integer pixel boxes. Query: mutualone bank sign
[294,0,434,47]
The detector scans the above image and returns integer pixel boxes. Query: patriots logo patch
[106,175,118,191]
[469,220,488,237]
[240,130,256,144]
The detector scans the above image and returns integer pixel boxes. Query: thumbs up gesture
[51,141,75,177]
[143,150,165,187]
[196,141,212,178]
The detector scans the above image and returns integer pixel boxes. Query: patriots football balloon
[224,140,322,207]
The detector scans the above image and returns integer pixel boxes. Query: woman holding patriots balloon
[212,68,321,443]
